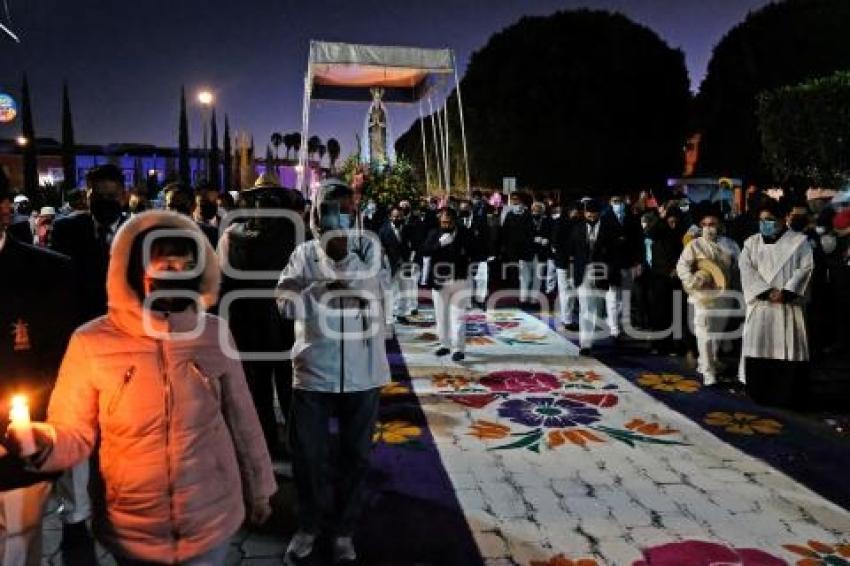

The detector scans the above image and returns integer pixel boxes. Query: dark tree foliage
[209,108,221,190]
[327,138,341,172]
[223,114,232,190]
[21,73,37,196]
[61,81,76,192]
[396,9,690,197]
[178,86,191,187]
[696,0,850,183]
[758,71,850,188]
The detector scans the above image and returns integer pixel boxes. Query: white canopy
[308,41,454,103]
[298,40,470,196]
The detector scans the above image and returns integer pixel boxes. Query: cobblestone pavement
[394,309,850,565]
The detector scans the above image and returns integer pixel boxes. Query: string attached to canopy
[1,0,20,43]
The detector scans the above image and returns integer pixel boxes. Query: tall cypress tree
[223,114,232,190]
[21,73,37,197]
[249,136,255,182]
[61,81,76,192]
[178,86,191,187]
[209,107,221,190]
[265,144,274,176]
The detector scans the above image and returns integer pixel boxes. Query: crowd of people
[1,162,849,565]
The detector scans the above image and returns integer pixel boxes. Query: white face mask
[702,226,719,241]
[821,234,837,254]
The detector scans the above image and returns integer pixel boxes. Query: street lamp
[15,135,28,147]
[197,90,214,106]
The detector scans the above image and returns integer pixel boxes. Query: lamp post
[197,90,214,183]
[15,135,28,147]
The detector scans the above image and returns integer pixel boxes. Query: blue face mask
[338,213,352,230]
[612,202,625,216]
[760,219,779,238]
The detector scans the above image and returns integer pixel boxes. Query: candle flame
[11,394,28,411]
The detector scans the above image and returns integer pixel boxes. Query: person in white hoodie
[276,179,390,565]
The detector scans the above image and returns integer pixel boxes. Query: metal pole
[442,101,451,195]
[452,51,472,197]
[298,67,312,196]
[427,96,444,194]
[418,100,431,193]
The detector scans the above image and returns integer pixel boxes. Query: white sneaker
[702,374,717,387]
[286,531,316,561]
[333,536,357,563]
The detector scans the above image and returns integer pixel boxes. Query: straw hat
[689,258,729,304]
[249,172,282,191]
[38,206,56,217]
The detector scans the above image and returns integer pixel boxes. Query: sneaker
[435,347,450,356]
[451,351,465,362]
[579,347,592,357]
[410,309,419,316]
[396,315,410,325]
[565,322,580,332]
[286,531,316,561]
[333,536,357,563]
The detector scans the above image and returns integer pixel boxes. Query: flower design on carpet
[561,370,602,384]
[498,397,601,429]
[414,331,440,342]
[468,420,511,440]
[704,412,783,435]
[637,372,701,393]
[625,418,679,436]
[381,382,411,396]
[531,555,599,566]
[783,540,850,565]
[498,331,549,345]
[632,540,788,565]
[466,336,495,346]
[481,370,562,394]
[374,421,423,447]
[548,428,605,448]
[432,372,473,391]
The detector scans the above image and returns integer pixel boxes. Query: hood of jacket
[107,210,220,338]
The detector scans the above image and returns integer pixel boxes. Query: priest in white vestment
[738,199,814,407]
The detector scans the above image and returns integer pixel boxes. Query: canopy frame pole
[451,51,471,197]
[418,100,431,193]
[442,101,451,196]
[427,96,444,194]
[298,65,313,195]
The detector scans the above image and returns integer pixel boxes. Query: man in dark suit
[458,200,491,307]
[379,206,417,323]
[529,201,555,308]
[568,200,623,354]
[48,163,124,564]
[163,182,220,246]
[553,202,582,330]
[601,194,642,336]
[500,192,535,305]
[422,207,475,362]
[0,181,77,564]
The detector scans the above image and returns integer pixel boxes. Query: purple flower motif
[497,397,601,429]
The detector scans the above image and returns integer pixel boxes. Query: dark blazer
[552,216,579,270]
[379,221,414,276]
[0,237,76,490]
[458,214,491,261]
[501,210,534,262]
[531,215,554,261]
[603,210,643,270]
[7,218,33,243]
[51,212,125,324]
[421,226,474,289]
[568,217,622,289]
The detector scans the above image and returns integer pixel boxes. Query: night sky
[0,0,770,157]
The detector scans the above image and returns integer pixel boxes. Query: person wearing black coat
[458,200,491,306]
[601,194,643,336]
[0,185,77,565]
[379,206,418,322]
[632,211,684,354]
[552,204,582,329]
[422,208,475,362]
[218,179,302,458]
[500,193,535,304]
[568,201,623,353]
[529,201,555,306]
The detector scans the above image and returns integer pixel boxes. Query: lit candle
[9,395,36,457]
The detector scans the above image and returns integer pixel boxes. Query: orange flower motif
[373,421,422,445]
[432,372,471,391]
[624,418,679,436]
[637,372,701,393]
[466,336,495,346]
[704,412,783,435]
[561,370,602,384]
[468,420,511,440]
[381,382,411,396]
[783,539,850,564]
[530,554,599,566]
[547,428,605,448]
